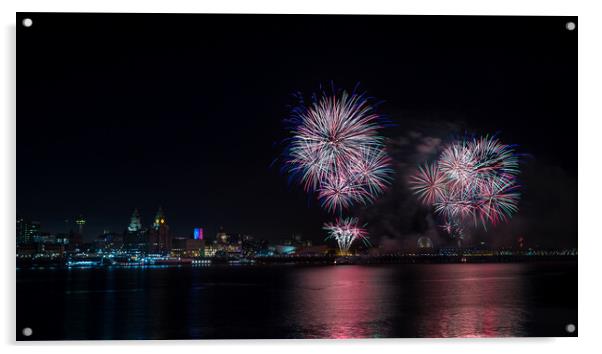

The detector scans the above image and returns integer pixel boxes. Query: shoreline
[16,255,578,270]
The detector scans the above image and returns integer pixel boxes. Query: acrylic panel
[16,13,577,340]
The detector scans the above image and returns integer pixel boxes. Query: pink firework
[318,173,370,213]
[409,135,521,237]
[408,162,447,205]
[439,140,474,183]
[477,177,520,226]
[284,88,393,213]
[323,217,369,254]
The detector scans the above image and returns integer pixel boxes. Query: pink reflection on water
[288,263,529,338]
[414,264,528,337]
[290,266,397,339]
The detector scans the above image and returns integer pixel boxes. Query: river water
[16,261,577,340]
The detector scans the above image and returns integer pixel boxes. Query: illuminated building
[152,207,167,230]
[128,208,142,232]
[66,215,86,250]
[171,238,205,257]
[216,227,229,244]
[225,244,242,258]
[417,236,434,249]
[32,233,56,244]
[241,236,261,257]
[36,241,65,258]
[275,245,296,255]
[415,236,436,256]
[96,231,122,251]
[193,227,204,240]
[17,219,40,245]
[204,244,219,257]
[124,208,148,251]
[16,217,23,244]
[25,220,40,244]
[55,233,70,245]
[75,215,86,236]
[148,207,172,253]
[211,228,243,258]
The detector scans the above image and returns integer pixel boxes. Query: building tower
[69,215,86,250]
[16,217,24,244]
[128,208,142,232]
[75,215,86,236]
[152,207,166,231]
[124,208,147,251]
[148,207,171,253]
[16,218,40,245]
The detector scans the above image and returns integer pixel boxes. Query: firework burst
[408,162,448,205]
[317,173,369,213]
[410,135,521,238]
[283,88,393,213]
[353,147,394,196]
[323,217,370,255]
[282,86,393,253]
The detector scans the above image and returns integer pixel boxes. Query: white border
[2,1,600,354]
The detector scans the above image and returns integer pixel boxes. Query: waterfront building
[16,217,23,244]
[204,243,219,257]
[148,207,172,253]
[75,215,86,236]
[295,245,328,256]
[32,232,56,244]
[193,227,203,240]
[216,227,230,244]
[17,218,40,245]
[55,233,70,245]
[171,238,205,257]
[123,208,148,251]
[128,208,143,232]
[95,231,123,251]
[274,244,296,255]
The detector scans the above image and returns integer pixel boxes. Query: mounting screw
[565,323,576,333]
[566,22,576,31]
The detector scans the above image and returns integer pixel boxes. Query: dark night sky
[17,14,577,247]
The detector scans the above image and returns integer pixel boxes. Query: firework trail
[323,217,370,255]
[409,135,521,239]
[282,86,392,253]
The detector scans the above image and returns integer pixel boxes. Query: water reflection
[289,266,398,338]
[18,262,574,340]
[410,264,529,337]
[287,264,529,338]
